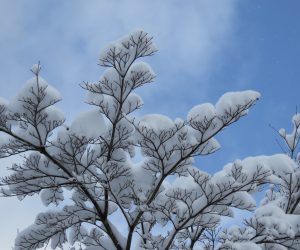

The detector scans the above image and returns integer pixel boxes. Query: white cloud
[0,0,238,115]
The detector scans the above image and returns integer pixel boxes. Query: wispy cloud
[0,0,238,116]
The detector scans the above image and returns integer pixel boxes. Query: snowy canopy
[1,31,298,250]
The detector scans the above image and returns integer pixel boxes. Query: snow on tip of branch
[47,105,65,121]
[279,128,286,137]
[139,114,174,133]
[223,154,296,186]
[122,61,156,94]
[172,175,199,190]
[188,90,260,124]
[122,93,144,115]
[83,69,119,104]
[187,91,260,141]
[256,154,296,175]
[188,103,216,123]
[119,29,157,52]
[8,77,62,113]
[99,41,119,62]
[198,137,221,154]
[30,63,41,75]
[292,113,300,126]
[103,66,120,77]
[230,154,293,173]
[277,114,300,153]
[130,61,154,73]
[69,109,107,139]
[40,188,64,206]
[130,161,156,193]
[216,90,260,115]
[255,204,299,238]
[86,89,104,104]
[99,30,157,74]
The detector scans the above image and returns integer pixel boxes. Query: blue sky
[0,0,300,248]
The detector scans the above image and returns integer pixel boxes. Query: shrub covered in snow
[0,31,299,250]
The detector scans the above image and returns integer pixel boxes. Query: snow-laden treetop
[1,30,298,250]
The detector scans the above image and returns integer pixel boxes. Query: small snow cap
[31,63,41,75]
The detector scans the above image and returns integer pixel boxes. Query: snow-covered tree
[0,30,297,250]
[218,114,300,250]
